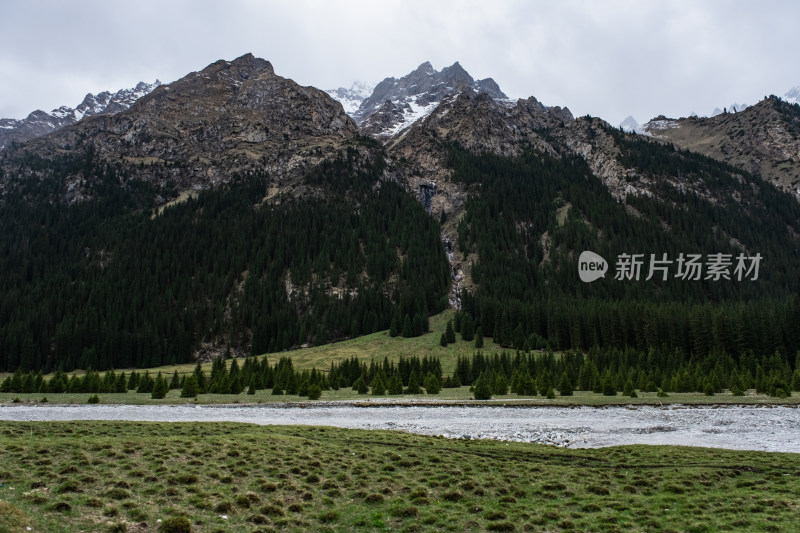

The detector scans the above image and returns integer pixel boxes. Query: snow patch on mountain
[325,81,375,116]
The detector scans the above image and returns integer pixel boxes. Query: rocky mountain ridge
[640,96,800,196]
[1,54,359,201]
[0,80,160,150]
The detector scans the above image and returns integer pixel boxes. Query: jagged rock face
[355,61,510,139]
[641,97,800,197]
[0,81,160,150]
[3,54,360,197]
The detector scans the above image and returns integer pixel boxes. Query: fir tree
[474,326,484,348]
[446,320,456,344]
[388,373,404,395]
[461,313,475,342]
[151,373,168,399]
[473,372,492,400]
[423,373,441,394]
[558,372,573,396]
[402,314,413,338]
[307,383,322,400]
[405,371,421,395]
[180,374,199,398]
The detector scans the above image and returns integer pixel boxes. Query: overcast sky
[1,0,798,127]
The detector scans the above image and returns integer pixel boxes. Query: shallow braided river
[2,403,799,452]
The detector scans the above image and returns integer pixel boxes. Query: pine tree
[353,375,368,394]
[402,314,413,338]
[151,374,168,399]
[602,376,617,396]
[473,372,492,400]
[388,372,404,395]
[446,320,456,344]
[308,383,322,400]
[623,379,635,397]
[493,374,508,396]
[371,371,387,395]
[474,327,484,348]
[558,372,573,396]
[440,333,448,347]
[461,313,475,342]
[170,371,181,390]
[423,373,441,394]
[180,374,199,398]
[405,371,421,395]
[389,317,399,338]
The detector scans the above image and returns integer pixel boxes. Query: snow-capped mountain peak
[0,80,161,150]
[325,81,375,116]
[352,61,509,140]
[785,85,800,104]
[620,116,642,133]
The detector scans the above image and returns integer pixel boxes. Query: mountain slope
[641,97,800,196]
[1,54,358,203]
[0,81,160,150]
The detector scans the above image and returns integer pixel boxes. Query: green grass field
[0,310,481,382]
[1,422,798,532]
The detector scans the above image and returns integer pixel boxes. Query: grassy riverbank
[2,388,799,407]
[1,421,799,532]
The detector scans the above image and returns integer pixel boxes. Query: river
[1,403,798,452]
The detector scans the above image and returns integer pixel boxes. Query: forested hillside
[450,134,800,364]
[0,147,450,372]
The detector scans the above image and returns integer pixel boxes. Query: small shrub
[159,515,192,533]
[364,493,384,504]
[442,490,464,502]
[587,485,609,495]
[315,509,338,523]
[214,501,233,513]
[487,523,516,532]
[51,501,72,512]
[88,394,100,404]
[107,488,131,500]
[260,504,284,517]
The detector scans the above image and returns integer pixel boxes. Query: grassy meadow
[1,388,798,407]
[1,421,799,532]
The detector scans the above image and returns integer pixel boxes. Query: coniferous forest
[0,146,450,372]
[448,135,800,372]
[2,123,800,378]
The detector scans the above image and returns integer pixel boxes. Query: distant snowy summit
[325,81,375,116]
[327,61,510,140]
[619,116,642,133]
[785,85,800,105]
[0,80,161,150]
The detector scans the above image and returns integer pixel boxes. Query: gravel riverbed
[1,403,798,452]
